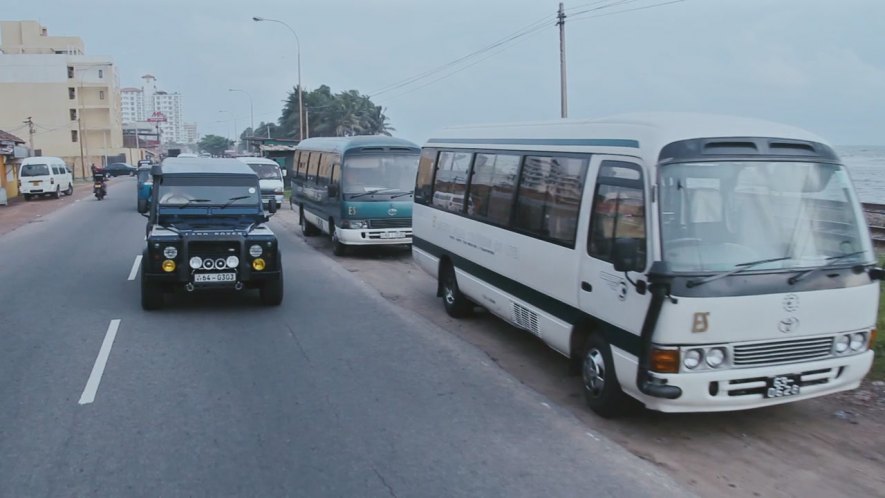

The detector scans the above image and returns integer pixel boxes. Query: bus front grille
[368,218,411,229]
[732,336,834,367]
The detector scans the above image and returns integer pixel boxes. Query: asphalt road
[0,178,686,497]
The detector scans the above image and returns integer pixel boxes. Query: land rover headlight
[189,256,203,269]
[683,349,703,370]
[252,258,266,271]
[849,332,866,351]
[705,347,726,368]
[163,246,178,259]
[162,260,176,272]
[834,335,850,353]
[226,256,239,269]
[249,244,263,258]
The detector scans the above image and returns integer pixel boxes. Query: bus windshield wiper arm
[787,251,868,285]
[686,256,792,288]
[177,198,210,209]
[390,190,414,199]
[349,188,396,199]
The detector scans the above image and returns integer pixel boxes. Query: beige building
[0,21,124,178]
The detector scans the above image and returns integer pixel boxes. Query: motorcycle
[93,173,107,200]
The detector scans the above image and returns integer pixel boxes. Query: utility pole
[23,117,35,155]
[557,2,568,118]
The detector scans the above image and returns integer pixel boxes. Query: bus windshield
[341,154,418,195]
[247,163,282,181]
[659,161,873,272]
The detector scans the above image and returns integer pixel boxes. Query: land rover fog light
[226,256,239,269]
[650,348,679,373]
[834,335,850,353]
[249,244,263,258]
[683,349,703,370]
[189,256,203,269]
[163,246,178,259]
[705,348,726,368]
[162,259,176,272]
[849,332,866,351]
[252,258,266,271]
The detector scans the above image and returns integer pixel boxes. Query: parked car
[19,157,74,200]
[106,162,136,177]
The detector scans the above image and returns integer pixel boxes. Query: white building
[183,122,198,144]
[121,74,185,144]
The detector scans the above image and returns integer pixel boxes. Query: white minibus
[412,113,880,416]
[19,156,73,200]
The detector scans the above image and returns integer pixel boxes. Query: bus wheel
[299,208,319,236]
[440,263,472,318]
[331,228,348,256]
[582,334,629,418]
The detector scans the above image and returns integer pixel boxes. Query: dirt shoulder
[273,208,885,498]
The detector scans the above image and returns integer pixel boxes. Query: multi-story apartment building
[183,122,198,144]
[0,21,124,176]
[122,74,185,145]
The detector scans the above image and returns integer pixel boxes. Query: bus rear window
[21,164,50,177]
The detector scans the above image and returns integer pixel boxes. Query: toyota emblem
[388,208,398,216]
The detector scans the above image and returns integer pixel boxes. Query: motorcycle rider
[92,163,108,198]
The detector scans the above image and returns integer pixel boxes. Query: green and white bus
[413,113,880,416]
[291,136,420,255]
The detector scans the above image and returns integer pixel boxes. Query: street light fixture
[252,16,304,141]
[228,88,254,150]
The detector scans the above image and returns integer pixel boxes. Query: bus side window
[330,161,340,186]
[467,153,520,225]
[513,156,587,246]
[415,148,438,205]
[318,154,333,187]
[432,151,472,213]
[587,161,646,267]
[296,151,308,179]
[307,152,321,184]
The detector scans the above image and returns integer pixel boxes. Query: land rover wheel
[137,198,148,213]
[440,262,472,318]
[260,275,284,306]
[582,334,629,418]
[140,254,163,310]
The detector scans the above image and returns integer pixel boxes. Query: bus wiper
[177,198,210,209]
[349,188,396,199]
[787,251,868,285]
[390,190,414,199]
[220,195,251,208]
[686,256,792,288]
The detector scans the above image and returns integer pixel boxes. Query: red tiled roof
[0,130,25,144]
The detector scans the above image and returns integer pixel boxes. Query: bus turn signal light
[869,329,877,351]
[650,348,680,373]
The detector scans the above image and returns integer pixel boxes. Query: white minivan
[237,157,285,212]
[19,156,74,200]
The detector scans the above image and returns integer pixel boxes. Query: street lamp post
[228,88,254,150]
[252,16,303,141]
[218,110,237,154]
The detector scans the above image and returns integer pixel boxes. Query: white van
[237,157,285,211]
[19,157,73,200]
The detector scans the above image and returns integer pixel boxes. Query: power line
[570,0,684,21]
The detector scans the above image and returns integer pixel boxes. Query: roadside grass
[873,280,885,379]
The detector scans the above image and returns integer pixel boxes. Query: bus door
[579,157,651,353]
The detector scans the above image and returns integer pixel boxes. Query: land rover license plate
[194,273,236,283]
[764,375,801,398]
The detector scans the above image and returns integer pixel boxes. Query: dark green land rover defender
[141,158,284,310]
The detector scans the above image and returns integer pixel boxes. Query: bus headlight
[189,256,203,269]
[343,220,368,229]
[834,335,850,353]
[163,246,178,259]
[249,244,263,258]
[849,332,866,351]
[705,347,726,368]
[683,349,703,370]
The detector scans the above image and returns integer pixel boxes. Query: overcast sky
[5,0,884,145]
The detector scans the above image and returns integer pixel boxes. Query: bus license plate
[194,273,236,283]
[765,375,801,398]
[381,231,404,239]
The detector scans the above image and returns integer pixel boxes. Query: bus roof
[426,112,832,163]
[160,157,257,177]
[295,135,420,155]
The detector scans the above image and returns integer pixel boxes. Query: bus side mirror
[327,183,339,198]
[282,169,288,177]
[612,238,641,273]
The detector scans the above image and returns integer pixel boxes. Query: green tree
[198,134,233,156]
[278,85,394,139]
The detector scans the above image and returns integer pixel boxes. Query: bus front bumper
[336,227,413,246]
[632,350,873,413]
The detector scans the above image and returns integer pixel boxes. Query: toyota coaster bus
[291,136,420,255]
[412,112,880,416]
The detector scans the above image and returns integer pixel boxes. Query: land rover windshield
[659,161,873,273]
[158,178,260,207]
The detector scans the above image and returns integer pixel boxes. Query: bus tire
[582,334,629,418]
[299,208,319,236]
[440,262,472,318]
[331,227,348,256]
